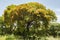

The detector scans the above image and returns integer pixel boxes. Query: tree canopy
[0,2,57,39]
[4,2,57,29]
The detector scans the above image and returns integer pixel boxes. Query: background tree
[0,16,4,35]
[49,23,60,37]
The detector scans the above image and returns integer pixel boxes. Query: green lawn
[0,35,60,40]
[0,36,6,40]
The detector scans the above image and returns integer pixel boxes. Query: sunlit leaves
[47,9,57,21]
[27,2,46,9]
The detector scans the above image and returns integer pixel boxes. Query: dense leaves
[0,2,57,40]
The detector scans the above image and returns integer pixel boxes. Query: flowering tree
[3,2,57,39]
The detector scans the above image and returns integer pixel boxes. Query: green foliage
[49,23,60,37]
[0,2,57,40]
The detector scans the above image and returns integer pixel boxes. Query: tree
[3,2,57,39]
[0,16,6,34]
[49,23,60,37]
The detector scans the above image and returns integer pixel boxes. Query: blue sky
[0,0,60,22]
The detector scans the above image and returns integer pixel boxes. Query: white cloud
[56,15,60,23]
[53,9,60,14]
[54,9,60,12]
[53,9,60,23]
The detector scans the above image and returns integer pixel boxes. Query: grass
[0,36,6,40]
[0,35,16,40]
[0,35,60,40]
